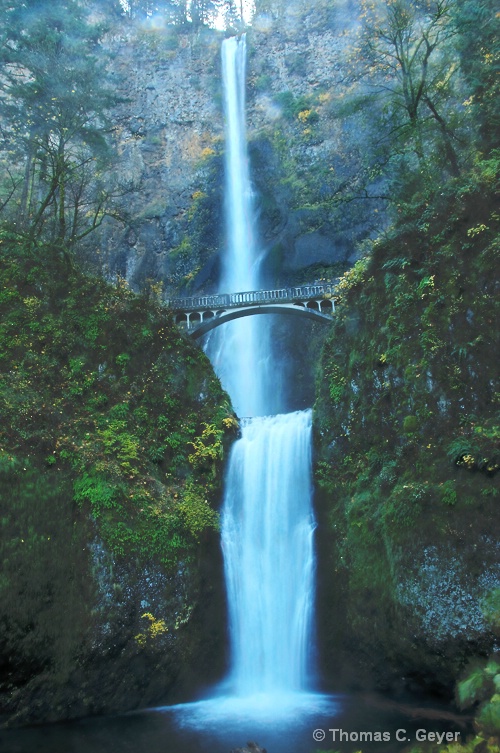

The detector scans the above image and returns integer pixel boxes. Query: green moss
[0,237,236,705]
[403,415,419,433]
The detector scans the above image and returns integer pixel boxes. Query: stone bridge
[166,282,339,338]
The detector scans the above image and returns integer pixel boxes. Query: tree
[453,0,500,151]
[358,0,463,177]
[0,0,122,254]
[119,0,236,27]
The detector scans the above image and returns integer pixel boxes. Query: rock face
[0,254,236,727]
[94,3,383,295]
[315,517,500,694]
[96,25,226,293]
[245,4,379,285]
[290,231,346,270]
[2,530,226,728]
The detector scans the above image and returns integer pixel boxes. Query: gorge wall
[96,0,383,296]
[313,165,500,695]
[0,250,236,727]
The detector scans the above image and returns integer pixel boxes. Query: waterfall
[206,35,317,700]
[222,410,316,695]
[167,34,335,740]
[207,34,276,419]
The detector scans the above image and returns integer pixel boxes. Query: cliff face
[96,25,225,293]
[97,3,382,295]
[313,166,500,693]
[245,4,378,285]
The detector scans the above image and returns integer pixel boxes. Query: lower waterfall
[222,410,316,696]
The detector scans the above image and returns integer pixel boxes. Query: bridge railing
[166,281,339,311]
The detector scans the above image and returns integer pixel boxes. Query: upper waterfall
[220,35,258,294]
[206,35,279,418]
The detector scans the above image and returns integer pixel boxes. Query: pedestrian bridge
[166,282,339,338]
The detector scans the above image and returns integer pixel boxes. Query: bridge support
[179,303,335,339]
[295,299,335,314]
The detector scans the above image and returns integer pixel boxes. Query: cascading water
[207,35,317,701]
[222,410,316,696]
[207,34,277,418]
[168,36,336,738]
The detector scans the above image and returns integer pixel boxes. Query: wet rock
[90,18,383,295]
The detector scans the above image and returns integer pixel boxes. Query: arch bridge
[166,282,339,339]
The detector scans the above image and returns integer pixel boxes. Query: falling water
[206,35,317,701]
[207,34,276,418]
[222,410,316,695]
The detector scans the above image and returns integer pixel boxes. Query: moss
[403,415,419,433]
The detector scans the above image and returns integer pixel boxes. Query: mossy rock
[403,415,419,433]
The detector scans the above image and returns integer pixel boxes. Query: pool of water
[0,691,467,753]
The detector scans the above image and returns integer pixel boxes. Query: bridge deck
[166,281,340,337]
[166,281,339,312]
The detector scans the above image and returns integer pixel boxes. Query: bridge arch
[186,303,333,339]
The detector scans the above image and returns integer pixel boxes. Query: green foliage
[0,236,235,585]
[176,481,219,539]
[74,473,118,512]
[453,658,500,744]
[0,232,236,721]
[477,698,500,738]
[403,415,419,433]
[274,91,314,120]
[440,480,457,506]
[482,590,500,635]
[453,0,500,152]
[254,73,272,91]
[457,667,493,709]
[314,12,500,680]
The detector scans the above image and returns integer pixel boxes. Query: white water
[167,37,324,734]
[222,410,316,695]
[206,35,318,705]
[206,34,277,418]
